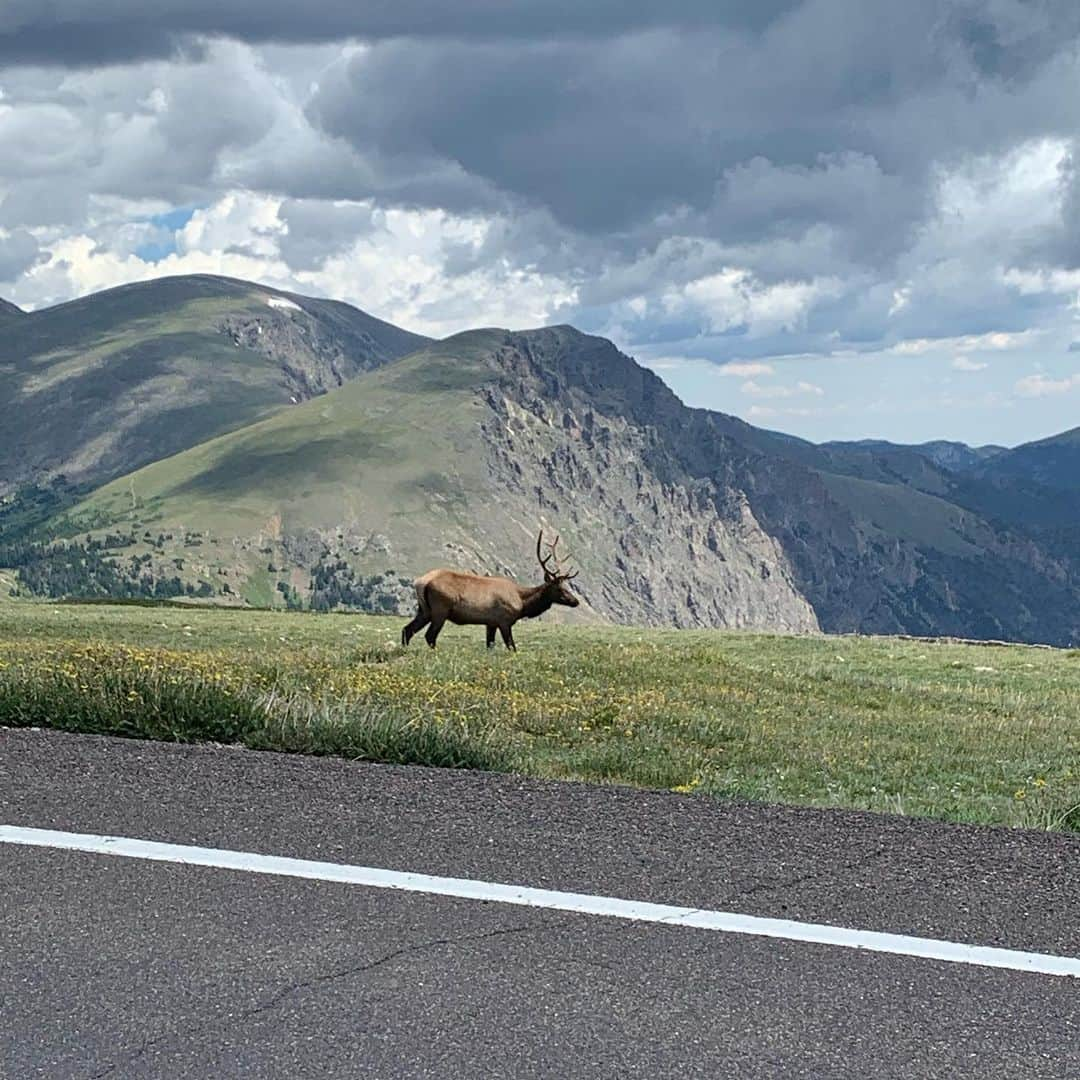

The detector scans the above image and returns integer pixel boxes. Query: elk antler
[536,530,557,577]
[537,529,577,581]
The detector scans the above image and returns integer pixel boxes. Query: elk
[401,531,580,651]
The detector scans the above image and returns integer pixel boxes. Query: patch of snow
[266,295,301,312]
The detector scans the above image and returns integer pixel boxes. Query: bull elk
[401,531,580,651]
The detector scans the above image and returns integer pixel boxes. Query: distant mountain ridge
[822,438,1007,473]
[0,274,428,496]
[2,275,1077,645]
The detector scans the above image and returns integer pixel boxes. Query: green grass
[65,334,498,542]
[2,274,427,500]
[49,333,518,605]
[819,470,990,556]
[1,600,1077,832]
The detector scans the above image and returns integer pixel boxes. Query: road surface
[1,727,1077,1078]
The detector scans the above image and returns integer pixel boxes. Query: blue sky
[2,2,1079,447]
[133,206,198,262]
[644,347,1080,447]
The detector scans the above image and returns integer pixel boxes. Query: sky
[2,2,1080,447]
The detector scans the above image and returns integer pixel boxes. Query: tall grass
[0,642,513,773]
[0,604,1077,832]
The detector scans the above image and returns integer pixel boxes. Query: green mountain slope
[0,274,428,496]
[60,328,821,630]
[6,273,1077,643]
[974,426,1080,494]
[75,331,502,548]
[0,298,25,320]
[54,323,1080,642]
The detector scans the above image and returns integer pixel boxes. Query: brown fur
[401,533,579,651]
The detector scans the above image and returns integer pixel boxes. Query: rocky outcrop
[219,299,413,402]
[469,327,1079,643]
[473,331,819,631]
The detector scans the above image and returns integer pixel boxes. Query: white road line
[2,824,1078,979]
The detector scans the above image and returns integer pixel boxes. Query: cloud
[3,3,1080,447]
[8,190,577,337]
[741,379,825,399]
[1014,372,1080,397]
[952,355,988,371]
[893,330,1039,355]
[746,403,834,420]
[717,362,776,377]
[277,199,378,270]
[663,269,842,339]
[0,3,798,66]
[0,228,41,281]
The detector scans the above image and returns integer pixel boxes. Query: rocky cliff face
[218,294,425,402]
[469,327,1080,644]
[472,330,818,631]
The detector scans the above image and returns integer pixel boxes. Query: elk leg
[425,616,446,649]
[402,610,430,646]
[486,625,496,649]
[499,624,517,652]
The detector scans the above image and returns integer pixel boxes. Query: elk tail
[415,579,433,616]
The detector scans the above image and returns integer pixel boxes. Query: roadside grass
[0,600,1077,833]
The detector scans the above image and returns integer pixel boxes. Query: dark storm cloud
[0,180,89,230]
[0,229,42,281]
[5,0,1080,370]
[1051,151,1080,269]
[0,1,798,66]
[306,34,720,233]
[302,0,1080,266]
[277,199,379,269]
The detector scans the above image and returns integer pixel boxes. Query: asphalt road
[1,727,1078,1078]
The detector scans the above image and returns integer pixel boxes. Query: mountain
[974,427,1080,494]
[60,328,820,630]
[49,322,1080,642]
[823,430,1080,534]
[3,274,1077,643]
[0,274,428,496]
[822,439,1006,474]
[0,298,25,319]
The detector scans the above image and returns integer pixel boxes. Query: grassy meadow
[0,597,1077,833]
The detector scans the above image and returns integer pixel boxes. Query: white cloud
[893,330,1039,356]
[640,356,705,372]
[1002,266,1080,297]
[952,355,988,372]
[717,361,775,377]
[934,139,1070,254]
[1014,372,1080,397]
[888,285,911,316]
[664,268,842,339]
[8,189,578,336]
[746,404,832,420]
[741,379,825,399]
[178,193,284,257]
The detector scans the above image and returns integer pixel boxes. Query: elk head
[536,530,580,607]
